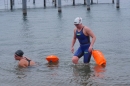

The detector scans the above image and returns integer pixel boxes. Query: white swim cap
[74,17,82,24]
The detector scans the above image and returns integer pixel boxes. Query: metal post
[44,0,46,8]
[22,0,27,16]
[33,0,35,4]
[91,0,93,4]
[112,0,114,4]
[12,0,14,5]
[116,0,120,8]
[84,0,86,5]
[58,0,61,12]
[87,0,90,10]
[55,0,57,7]
[73,0,75,6]
[10,0,13,10]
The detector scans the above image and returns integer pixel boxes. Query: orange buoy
[46,55,59,62]
[92,50,106,66]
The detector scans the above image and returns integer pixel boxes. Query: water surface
[0,0,130,86]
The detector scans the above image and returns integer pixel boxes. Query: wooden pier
[8,0,120,15]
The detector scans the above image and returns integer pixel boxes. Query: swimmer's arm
[20,64,27,68]
[85,27,96,47]
[71,29,77,48]
[71,29,77,53]
[18,61,28,68]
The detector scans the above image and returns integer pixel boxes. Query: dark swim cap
[15,50,24,57]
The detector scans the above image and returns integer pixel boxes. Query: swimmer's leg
[83,50,91,63]
[72,47,83,64]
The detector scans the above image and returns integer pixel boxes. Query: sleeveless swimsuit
[74,27,91,63]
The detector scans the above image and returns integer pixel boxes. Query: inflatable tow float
[92,49,106,66]
[46,55,59,63]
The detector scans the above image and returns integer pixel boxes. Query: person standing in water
[71,17,96,64]
[14,50,35,67]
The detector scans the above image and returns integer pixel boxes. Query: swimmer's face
[14,54,20,60]
[74,23,82,28]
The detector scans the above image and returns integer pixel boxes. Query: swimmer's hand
[71,47,74,53]
[88,46,93,53]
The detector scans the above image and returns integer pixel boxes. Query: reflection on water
[72,63,106,86]
[46,61,59,68]
[23,15,28,21]
[72,63,92,86]
[93,64,106,78]
[14,64,37,79]
[15,67,28,79]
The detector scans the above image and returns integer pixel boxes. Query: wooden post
[84,0,86,5]
[87,0,90,10]
[116,0,120,8]
[44,0,46,8]
[73,0,75,6]
[33,0,35,4]
[91,0,93,4]
[55,0,57,7]
[10,0,13,10]
[112,0,114,4]
[58,0,61,12]
[22,0,27,16]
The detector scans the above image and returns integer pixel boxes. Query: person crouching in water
[71,17,96,64]
[14,50,35,68]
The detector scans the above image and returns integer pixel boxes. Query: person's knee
[72,56,79,64]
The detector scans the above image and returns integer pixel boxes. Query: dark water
[0,0,130,86]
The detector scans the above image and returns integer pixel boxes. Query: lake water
[0,0,130,86]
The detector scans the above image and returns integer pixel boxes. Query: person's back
[14,50,35,68]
